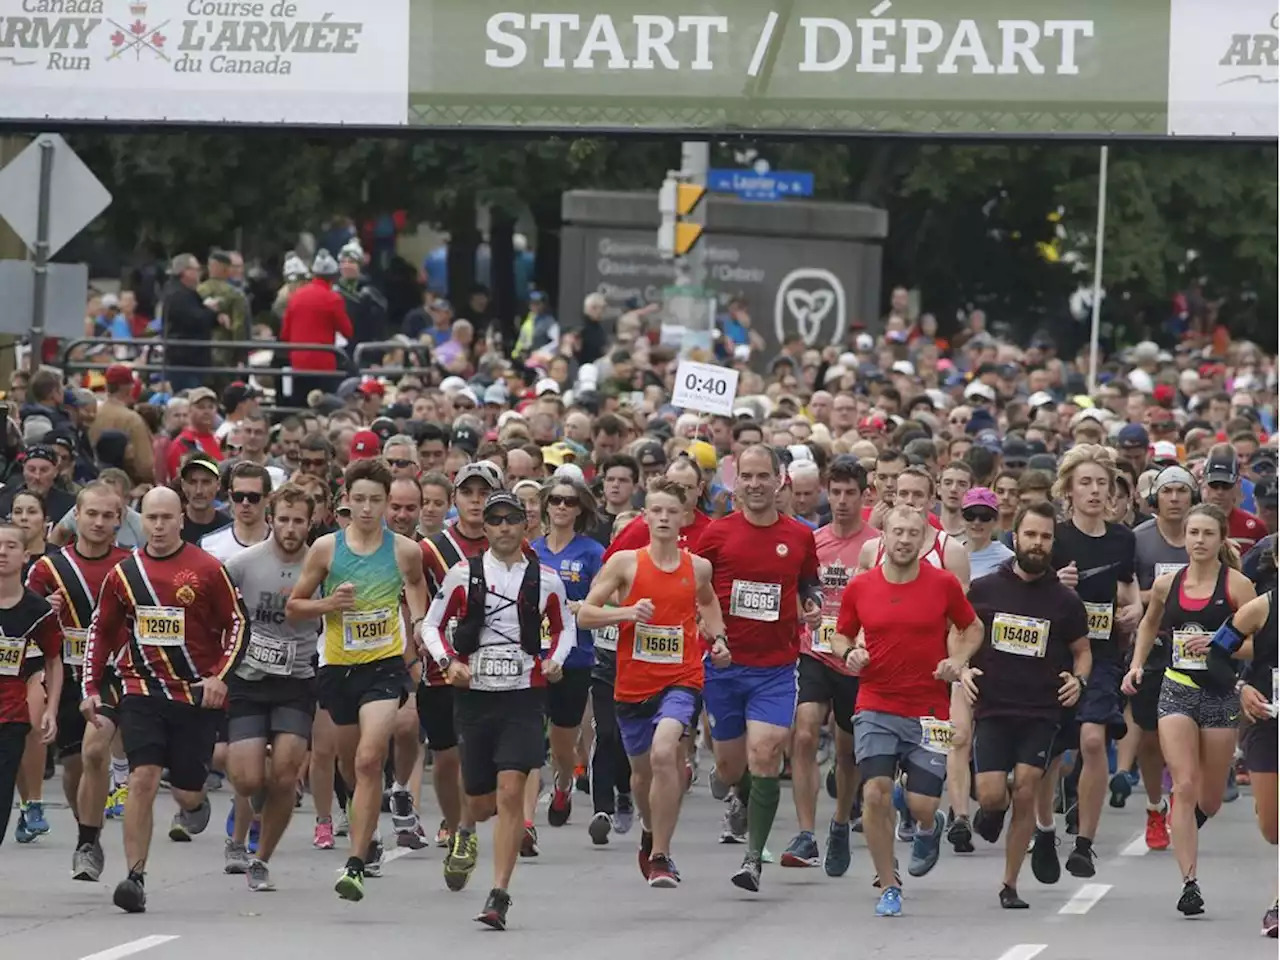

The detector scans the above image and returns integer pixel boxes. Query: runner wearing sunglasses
[200,462,272,564]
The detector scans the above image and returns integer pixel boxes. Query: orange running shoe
[1145,806,1170,851]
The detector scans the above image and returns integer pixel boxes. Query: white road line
[745,11,779,77]
[382,846,413,865]
[1059,883,1113,915]
[995,946,1048,960]
[1120,831,1149,856]
[81,935,180,960]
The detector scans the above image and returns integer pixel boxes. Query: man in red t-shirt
[832,505,980,917]
[165,387,223,479]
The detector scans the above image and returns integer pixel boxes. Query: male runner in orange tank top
[578,479,729,889]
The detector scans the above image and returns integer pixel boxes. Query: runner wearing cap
[165,387,223,479]
[349,430,381,463]
[178,454,231,545]
[423,489,576,929]
[0,446,76,526]
[1201,443,1266,552]
[1116,424,1151,477]
[420,459,504,866]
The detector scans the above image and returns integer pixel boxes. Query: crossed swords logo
[107,17,172,62]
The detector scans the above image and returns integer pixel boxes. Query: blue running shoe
[892,782,915,842]
[25,801,50,835]
[781,831,820,868]
[14,809,35,844]
[824,819,851,878]
[908,811,945,877]
[876,885,903,917]
[247,817,261,855]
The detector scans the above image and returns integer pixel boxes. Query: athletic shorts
[590,647,617,686]
[1075,657,1127,740]
[1157,674,1240,730]
[97,667,123,726]
[616,687,700,758]
[316,658,409,727]
[1241,719,1278,774]
[416,683,457,752]
[972,716,1059,774]
[1129,666,1164,733]
[703,662,797,742]
[20,655,43,681]
[227,676,316,743]
[852,710,947,798]
[56,676,85,759]
[118,695,220,792]
[454,688,545,797]
[547,666,592,730]
[796,654,859,735]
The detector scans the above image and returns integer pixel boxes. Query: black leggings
[0,723,30,846]
[589,674,632,815]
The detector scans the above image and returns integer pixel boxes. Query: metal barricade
[352,341,434,380]
[59,338,358,383]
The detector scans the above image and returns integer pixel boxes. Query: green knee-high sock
[736,770,753,803]
[747,776,780,856]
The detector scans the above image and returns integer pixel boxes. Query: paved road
[1,762,1274,960]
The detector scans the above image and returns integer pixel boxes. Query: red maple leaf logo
[130,19,146,35]
[110,30,125,46]
[152,32,166,47]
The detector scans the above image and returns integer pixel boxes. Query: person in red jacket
[280,251,353,407]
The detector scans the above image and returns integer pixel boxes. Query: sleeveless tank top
[875,529,950,569]
[1160,564,1232,687]
[1244,590,1277,706]
[615,548,702,703]
[320,529,405,667]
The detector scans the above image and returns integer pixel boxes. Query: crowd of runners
[0,327,1274,938]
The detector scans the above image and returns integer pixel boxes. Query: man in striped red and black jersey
[26,480,129,882]
[417,460,502,852]
[0,520,63,846]
[82,487,249,915]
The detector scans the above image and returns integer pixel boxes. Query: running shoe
[1145,805,1170,851]
[638,829,653,881]
[520,824,539,858]
[709,767,730,801]
[548,786,572,827]
[314,819,335,850]
[1177,879,1205,916]
[1108,771,1133,809]
[444,829,479,891]
[781,831,820,868]
[720,795,747,844]
[397,824,429,850]
[1223,768,1239,804]
[1000,884,1029,909]
[730,852,763,892]
[113,876,146,913]
[390,788,417,834]
[907,811,945,877]
[335,806,350,838]
[14,810,35,844]
[24,801,49,835]
[1030,828,1061,885]
[588,811,612,845]
[72,841,105,882]
[612,793,634,835]
[224,839,249,875]
[1263,900,1278,938]
[476,887,512,930]
[824,819,851,878]
[168,798,211,842]
[875,885,903,917]
[334,866,364,902]
[364,837,384,878]
[892,783,915,842]
[647,854,679,888]
[575,764,589,794]
[246,858,275,892]
[205,771,224,792]
[434,820,451,848]
[1064,840,1097,878]
[972,806,1006,844]
[947,814,975,853]
[105,784,127,819]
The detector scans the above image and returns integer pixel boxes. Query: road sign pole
[678,141,713,344]
[29,139,54,372]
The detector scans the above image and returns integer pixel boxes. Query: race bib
[1171,628,1208,671]
[541,618,552,653]
[729,580,781,622]
[1083,602,1114,640]
[342,609,393,652]
[63,627,88,667]
[1154,563,1186,581]
[594,624,618,653]
[137,606,185,647]
[991,613,1050,658]
[811,617,837,654]
[920,716,954,753]
[471,646,526,692]
[246,636,294,676]
[634,623,684,664]
[0,636,25,676]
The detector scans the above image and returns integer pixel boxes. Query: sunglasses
[962,509,998,523]
[453,401,475,410]
[231,491,264,505]
[336,506,352,517]
[485,513,526,526]
[387,459,416,470]
[547,495,579,508]
[301,458,328,469]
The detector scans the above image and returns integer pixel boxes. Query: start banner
[0,0,1274,137]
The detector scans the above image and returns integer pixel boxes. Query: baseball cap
[890,360,915,376]
[1204,449,1240,485]
[534,378,561,397]
[858,414,887,432]
[964,381,997,403]
[455,460,504,491]
[1117,423,1150,449]
[635,441,667,469]
[357,380,386,398]
[961,487,999,513]
[450,425,480,453]
[179,452,220,478]
[187,387,218,405]
[1027,391,1056,409]
[369,417,397,443]
[684,439,718,472]
[1002,437,1031,465]
[1027,453,1059,472]
[104,364,135,388]
[349,430,381,461]
[1150,441,1180,465]
[854,333,874,352]
[483,490,526,518]
[221,381,258,411]
[976,429,1003,454]
[1152,384,1176,406]
[1255,475,1278,509]
[483,383,507,406]
[554,463,586,485]
[440,376,468,393]
[1249,448,1278,477]
[22,444,57,466]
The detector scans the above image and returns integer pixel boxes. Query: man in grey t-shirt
[220,485,321,891]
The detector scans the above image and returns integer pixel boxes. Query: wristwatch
[1075,674,1089,689]
[436,655,454,672]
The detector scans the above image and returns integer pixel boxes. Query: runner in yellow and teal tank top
[320,527,406,668]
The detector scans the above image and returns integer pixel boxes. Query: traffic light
[658,177,706,258]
